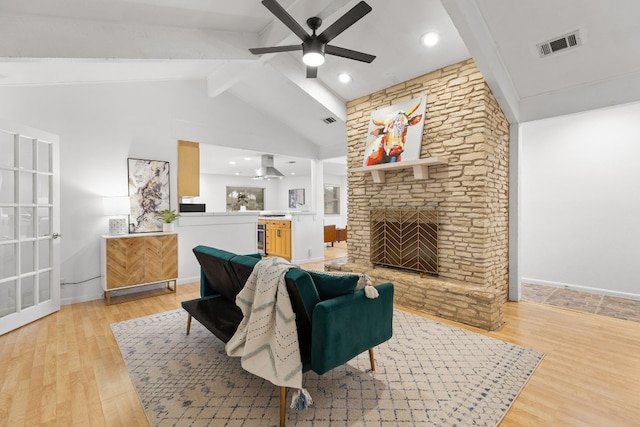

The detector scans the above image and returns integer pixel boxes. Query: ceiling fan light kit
[250,0,376,78]
[303,38,325,66]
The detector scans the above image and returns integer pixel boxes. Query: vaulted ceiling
[2,0,640,175]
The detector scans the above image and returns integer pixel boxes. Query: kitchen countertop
[179,212,259,217]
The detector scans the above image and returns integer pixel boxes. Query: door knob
[52,232,62,239]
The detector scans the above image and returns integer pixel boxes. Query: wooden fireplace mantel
[352,157,447,184]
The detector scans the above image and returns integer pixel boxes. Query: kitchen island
[177,212,259,283]
[177,211,324,284]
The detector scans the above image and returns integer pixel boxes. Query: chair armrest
[310,282,394,375]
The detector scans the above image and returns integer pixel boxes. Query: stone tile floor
[522,283,640,323]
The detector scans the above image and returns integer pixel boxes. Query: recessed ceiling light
[291,172,296,176]
[244,157,251,161]
[228,161,236,165]
[421,32,440,47]
[338,73,352,84]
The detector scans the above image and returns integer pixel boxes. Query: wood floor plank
[1,245,639,426]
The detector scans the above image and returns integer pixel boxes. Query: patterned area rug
[111,309,543,427]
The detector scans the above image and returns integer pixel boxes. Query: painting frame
[127,158,170,233]
[288,188,305,209]
[363,95,427,167]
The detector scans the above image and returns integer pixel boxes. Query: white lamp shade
[103,196,130,216]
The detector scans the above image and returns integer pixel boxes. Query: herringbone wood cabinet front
[103,234,178,301]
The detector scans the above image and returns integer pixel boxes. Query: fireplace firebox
[370,209,438,275]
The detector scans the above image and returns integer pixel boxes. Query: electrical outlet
[307,248,312,256]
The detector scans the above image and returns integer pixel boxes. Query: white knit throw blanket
[225,257,302,390]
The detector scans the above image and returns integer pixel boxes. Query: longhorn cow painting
[363,96,427,166]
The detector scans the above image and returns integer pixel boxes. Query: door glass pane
[39,271,51,302]
[19,172,34,204]
[37,174,51,205]
[0,280,17,318]
[0,244,16,278]
[38,240,50,269]
[20,207,35,238]
[38,207,51,237]
[19,136,34,170]
[20,241,35,274]
[0,131,15,168]
[21,275,35,309]
[0,170,15,203]
[0,208,16,241]
[37,140,51,173]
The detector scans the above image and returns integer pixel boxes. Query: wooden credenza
[101,233,178,303]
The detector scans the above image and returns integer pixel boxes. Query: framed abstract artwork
[363,95,427,166]
[288,188,305,209]
[127,158,170,233]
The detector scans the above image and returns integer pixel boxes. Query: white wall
[0,80,320,305]
[278,175,312,211]
[521,101,640,299]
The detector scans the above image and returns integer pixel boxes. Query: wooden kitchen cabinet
[102,233,178,303]
[178,140,200,197]
[266,220,291,261]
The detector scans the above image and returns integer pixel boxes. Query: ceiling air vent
[537,30,582,58]
[322,116,337,124]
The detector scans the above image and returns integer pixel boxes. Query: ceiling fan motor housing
[303,38,325,56]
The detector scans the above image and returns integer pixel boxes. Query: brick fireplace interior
[329,58,510,331]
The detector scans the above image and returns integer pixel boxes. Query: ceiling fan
[249,0,376,78]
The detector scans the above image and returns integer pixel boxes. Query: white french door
[0,118,60,336]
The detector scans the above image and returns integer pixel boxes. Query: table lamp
[103,196,130,235]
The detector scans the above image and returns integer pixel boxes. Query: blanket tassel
[290,388,313,411]
[365,285,379,299]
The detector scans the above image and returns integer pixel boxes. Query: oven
[257,223,266,255]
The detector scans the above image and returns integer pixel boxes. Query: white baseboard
[178,276,199,285]
[61,278,198,306]
[292,256,326,265]
[60,281,103,306]
[521,277,640,301]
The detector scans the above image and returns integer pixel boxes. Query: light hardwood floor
[1,248,639,426]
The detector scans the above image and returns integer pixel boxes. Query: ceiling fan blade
[306,66,318,78]
[261,0,309,41]
[318,1,372,43]
[325,45,376,63]
[249,45,302,55]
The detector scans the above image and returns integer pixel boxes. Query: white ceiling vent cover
[537,30,582,57]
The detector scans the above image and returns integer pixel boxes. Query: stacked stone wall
[344,59,510,327]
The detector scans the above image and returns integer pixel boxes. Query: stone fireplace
[330,59,510,331]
